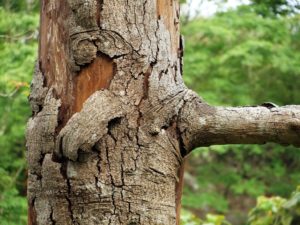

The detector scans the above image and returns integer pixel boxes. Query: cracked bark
[27,0,300,225]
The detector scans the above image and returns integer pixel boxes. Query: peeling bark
[27,0,300,224]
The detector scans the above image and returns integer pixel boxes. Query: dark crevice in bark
[37,105,43,113]
[28,197,37,225]
[31,171,42,181]
[148,167,166,177]
[108,117,122,132]
[104,141,118,218]
[162,68,170,80]
[171,64,178,83]
[110,53,129,60]
[177,128,187,158]
[177,100,189,158]
[96,0,103,27]
[120,151,125,187]
[55,136,64,161]
[260,102,278,109]
[164,117,184,165]
[38,154,46,170]
[92,145,102,178]
[38,60,45,79]
[143,65,153,100]
[55,104,69,135]
[50,206,56,225]
[179,35,184,77]
[66,178,76,225]
[58,158,76,224]
[154,20,160,63]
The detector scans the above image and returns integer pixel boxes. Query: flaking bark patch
[29,62,48,115]
[26,89,61,175]
[26,88,62,224]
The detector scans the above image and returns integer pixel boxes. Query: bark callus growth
[26,0,300,224]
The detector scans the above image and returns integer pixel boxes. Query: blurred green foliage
[0,0,39,12]
[247,186,300,225]
[182,3,300,224]
[181,209,232,225]
[0,4,38,224]
[250,0,300,17]
[182,186,300,225]
[183,7,300,106]
[0,0,300,225]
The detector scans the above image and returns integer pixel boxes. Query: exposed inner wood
[27,205,37,225]
[175,161,185,225]
[73,54,115,112]
[39,0,74,128]
[156,0,180,58]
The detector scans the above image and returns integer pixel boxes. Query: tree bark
[27,0,185,224]
[178,96,300,152]
[26,0,300,225]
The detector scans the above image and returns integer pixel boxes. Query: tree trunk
[27,0,184,224]
[26,1,300,225]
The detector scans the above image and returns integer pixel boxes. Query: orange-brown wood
[28,203,37,225]
[176,160,185,225]
[73,54,115,112]
[39,0,75,130]
[157,0,173,29]
[156,0,180,57]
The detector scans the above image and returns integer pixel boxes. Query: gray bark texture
[26,0,300,225]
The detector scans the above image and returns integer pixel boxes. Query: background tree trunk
[27,0,185,224]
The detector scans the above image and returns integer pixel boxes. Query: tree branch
[179,93,300,152]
